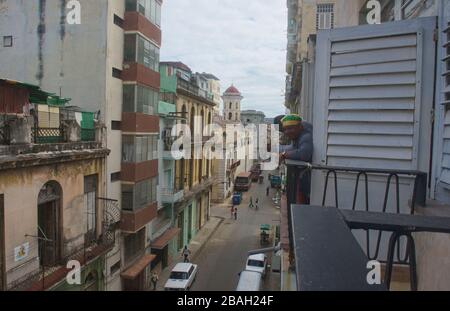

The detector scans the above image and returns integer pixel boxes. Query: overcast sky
[160,0,287,118]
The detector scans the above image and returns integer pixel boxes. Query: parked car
[164,263,198,291]
[245,253,268,277]
[236,270,262,291]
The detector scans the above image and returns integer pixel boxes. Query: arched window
[229,102,232,109]
[228,112,232,120]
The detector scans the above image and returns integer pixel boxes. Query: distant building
[241,110,266,126]
[198,73,222,116]
[222,85,243,122]
[211,116,241,203]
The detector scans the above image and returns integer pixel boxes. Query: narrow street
[191,171,281,291]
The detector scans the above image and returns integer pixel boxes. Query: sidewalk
[154,214,224,291]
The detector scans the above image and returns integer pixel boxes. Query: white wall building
[222,85,242,122]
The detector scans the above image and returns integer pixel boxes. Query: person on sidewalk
[234,208,238,220]
[230,205,235,219]
[182,245,191,263]
[266,186,270,197]
[248,196,254,209]
[151,272,159,291]
[255,198,259,210]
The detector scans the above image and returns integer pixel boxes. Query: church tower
[222,85,243,122]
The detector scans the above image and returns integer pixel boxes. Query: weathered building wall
[1,157,106,287]
[0,0,123,202]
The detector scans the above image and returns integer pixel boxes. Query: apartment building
[0,79,120,291]
[285,0,365,115]
[160,62,215,252]
[0,0,164,290]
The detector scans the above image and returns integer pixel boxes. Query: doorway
[188,205,192,242]
[37,182,62,267]
[178,211,184,249]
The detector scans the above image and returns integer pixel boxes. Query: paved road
[191,171,281,291]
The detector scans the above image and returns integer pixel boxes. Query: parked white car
[245,254,268,277]
[236,270,263,291]
[164,263,198,291]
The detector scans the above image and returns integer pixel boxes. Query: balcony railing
[8,198,120,291]
[0,125,10,144]
[160,92,176,105]
[32,127,64,144]
[177,78,215,105]
[160,187,184,204]
[283,160,450,291]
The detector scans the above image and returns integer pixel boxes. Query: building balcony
[282,160,450,291]
[160,187,184,204]
[7,198,120,291]
[159,93,177,107]
[0,112,99,146]
[176,77,216,106]
[151,217,173,240]
[180,176,216,204]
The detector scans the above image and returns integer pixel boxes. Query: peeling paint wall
[0,0,123,201]
[0,156,106,288]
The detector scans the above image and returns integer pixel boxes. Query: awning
[151,228,180,250]
[121,254,156,280]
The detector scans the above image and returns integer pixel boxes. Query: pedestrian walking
[266,186,270,197]
[234,208,238,220]
[151,272,159,291]
[230,205,235,219]
[255,198,259,210]
[249,196,254,209]
[182,245,191,263]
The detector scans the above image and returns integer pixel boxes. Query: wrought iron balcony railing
[284,160,431,291]
[7,198,120,291]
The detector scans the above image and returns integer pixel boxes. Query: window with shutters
[440,21,450,185]
[325,32,423,170]
[316,4,334,30]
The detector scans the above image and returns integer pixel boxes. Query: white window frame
[316,3,334,30]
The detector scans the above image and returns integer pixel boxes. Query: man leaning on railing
[278,114,313,204]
